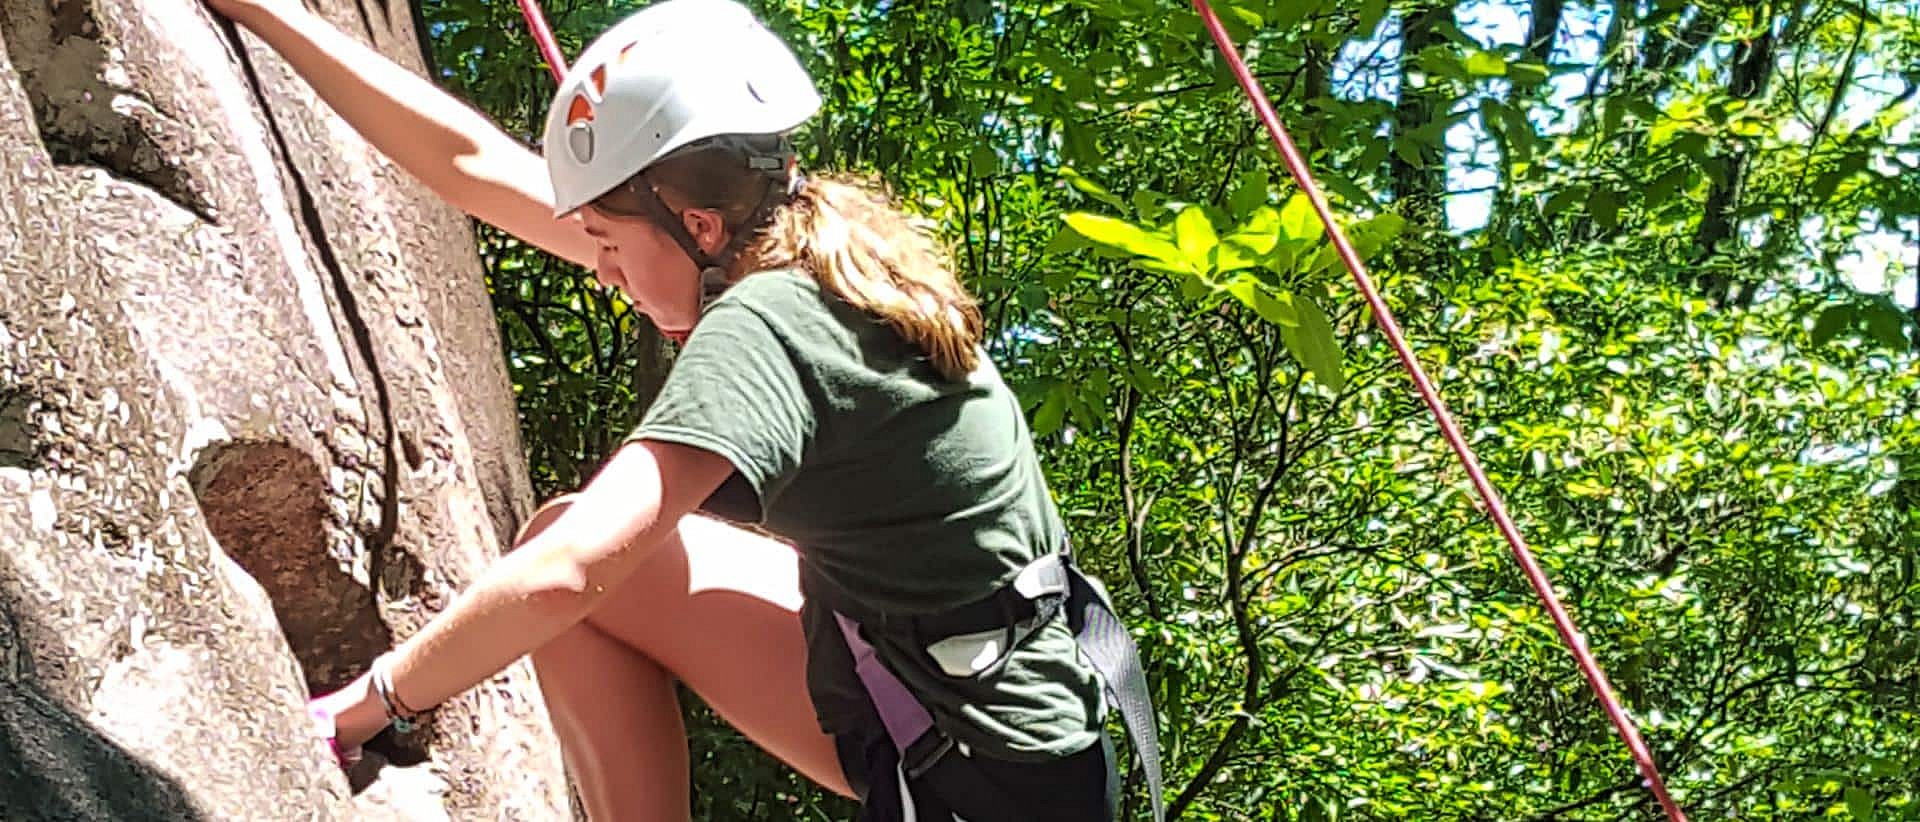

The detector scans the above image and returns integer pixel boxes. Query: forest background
[412,0,1919,818]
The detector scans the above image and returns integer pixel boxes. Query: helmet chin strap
[613,175,725,291]
[613,143,799,321]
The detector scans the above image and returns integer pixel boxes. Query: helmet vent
[567,122,596,163]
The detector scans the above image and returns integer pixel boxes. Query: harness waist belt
[822,549,1165,821]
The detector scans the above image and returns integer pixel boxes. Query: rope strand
[516,0,567,82]
[1188,3,1687,819]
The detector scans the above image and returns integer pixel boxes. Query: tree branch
[1523,778,1637,821]
[1114,360,1162,618]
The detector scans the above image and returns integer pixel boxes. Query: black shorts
[840,730,1118,821]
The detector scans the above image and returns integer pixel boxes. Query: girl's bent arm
[372,439,733,720]
[227,3,599,268]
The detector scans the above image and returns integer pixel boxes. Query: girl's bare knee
[583,514,800,636]
[512,494,581,550]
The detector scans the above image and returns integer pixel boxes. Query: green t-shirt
[629,268,1104,761]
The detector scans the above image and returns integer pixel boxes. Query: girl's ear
[683,208,730,257]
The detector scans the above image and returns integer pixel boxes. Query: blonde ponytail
[740,175,982,380]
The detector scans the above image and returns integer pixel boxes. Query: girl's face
[577,205,726,342]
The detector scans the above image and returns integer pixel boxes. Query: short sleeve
[628,301,816,510]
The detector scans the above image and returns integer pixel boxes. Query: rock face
[0,0,571,818]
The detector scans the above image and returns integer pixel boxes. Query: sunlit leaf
[1058,166,1126,210]
[1279,294,1344,391]
[1226,275,1298,326]
[1280,193,1321,241]
[1463,51,1507,77]
[1174,205,1219,269]
[1062,213,1185,267]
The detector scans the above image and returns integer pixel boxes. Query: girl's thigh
[579,512,853,797]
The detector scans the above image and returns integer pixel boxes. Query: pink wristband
[307,701,362,769]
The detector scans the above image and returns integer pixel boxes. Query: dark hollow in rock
[185,439,430,777]
[0,386,40,470]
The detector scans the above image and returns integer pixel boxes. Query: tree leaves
[1505,60,1551,86]
[1032,381,1068,436]
[1229,169,1271,218]
[1483,100,1536,165]
[1589,188,1621,231]
[1280,293,1345,392]
[1462,51,1507,77]
[1810,298,1917,351]
[1059,165,1127,210]
[1061,195,1350,391]
[1813,303,1857,346]
[1845,786,1875,821]
[1644,164,1691,208]
[1542,186,1588,219]
[1224,275,1296,326]
[1280,192,1323,243]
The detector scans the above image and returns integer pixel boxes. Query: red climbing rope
[1189,3,1686,819]
[516,0,568,82]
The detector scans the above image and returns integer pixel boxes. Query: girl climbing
[203,0,1160,818]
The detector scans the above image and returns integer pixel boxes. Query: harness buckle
[901,730,956,780]
[1012,552,1069,600]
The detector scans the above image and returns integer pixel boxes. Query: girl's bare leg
[525,504,850,821]
[532,621,689,818]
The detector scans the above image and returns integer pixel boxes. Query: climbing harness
[1188,2,1688,819]
[808,546,1165,821]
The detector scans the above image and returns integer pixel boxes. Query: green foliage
[1056,190,1392,392]
[422,0,1920,818]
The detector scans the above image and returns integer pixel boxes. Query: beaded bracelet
[370,653,425,734]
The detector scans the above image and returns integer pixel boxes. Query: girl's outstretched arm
[209,0,599,268]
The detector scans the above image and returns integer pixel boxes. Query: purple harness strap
[833,611,936,756]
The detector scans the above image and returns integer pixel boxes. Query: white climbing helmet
[542,0,822,217]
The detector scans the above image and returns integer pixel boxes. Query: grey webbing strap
[1065,566,1166,822]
